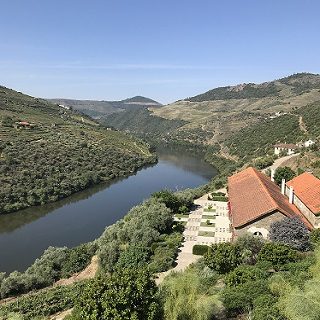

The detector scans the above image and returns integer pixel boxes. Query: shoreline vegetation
[1,74,319,319]
[0,85,157,215]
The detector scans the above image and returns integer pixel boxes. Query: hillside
[48,96,162,119]
[102,73,320,173]
[188,72,320,102]
[151,73,320,147]
[0,86,155,214]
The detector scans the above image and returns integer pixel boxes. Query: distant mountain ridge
[104,73,320,164]
[187,72,320,102]
[48,96,162,119]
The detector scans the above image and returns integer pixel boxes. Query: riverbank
[0,148,217,273]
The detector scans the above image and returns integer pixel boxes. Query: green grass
[198,231,215,237]
[204,208,216,212]
[202,215,217,220]
[200,222,215,227]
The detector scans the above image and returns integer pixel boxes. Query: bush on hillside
[257,243,299,269]
[72,268,161,320]
[225,265,268,287]
[152,189,193,213]
[270,217,310,251]
[193,245,210,256]
[310,228,320,246]
[235,233,265,265]
[204,243,241,274]
[274,166,296,185]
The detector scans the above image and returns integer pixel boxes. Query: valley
[0,87,155,214]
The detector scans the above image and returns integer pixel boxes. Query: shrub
[222,279,269,316]
[152,189,192,213]
[225,265,268,287]
[274,166,296,185]
[193,245,210,256]
[270,217,310,251]
[160,268,222,320]
[72,268,161,320]
[235,233,265,265]
[257,243,299,269]
[310,228,320,246]
[115,245,151,270]
[204,243,241,274]
[252,294,285,320]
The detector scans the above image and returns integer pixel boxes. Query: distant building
[274,143,298,156]
[304,139,315,148]
[228,167,311,239]
[284,172,320,228]
[58,104,70,110]
[14,121,35,129]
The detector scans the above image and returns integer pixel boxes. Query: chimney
[281,179,286,195]
[271,169,275,182]
[289,186,294,204]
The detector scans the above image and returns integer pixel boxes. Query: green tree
[204,243,241,274]
[225,265,268,287]
[235,233,265,265]
[274,166,296,185]
[257,243,299,269]
[73,268,161,320]
[115,245,150,270]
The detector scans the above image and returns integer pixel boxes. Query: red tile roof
[274,143,297,149]
[228,167,312,229]
[18,121,30,126]
[287,172,320,215]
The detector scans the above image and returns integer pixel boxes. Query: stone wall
[234,211,285,239]
[285,186,318,228]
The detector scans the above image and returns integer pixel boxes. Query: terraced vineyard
[0,86,155,214]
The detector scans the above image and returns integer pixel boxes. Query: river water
[0,148,217,273]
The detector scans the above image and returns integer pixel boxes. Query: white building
[304,139,315,148]
[274,143,298,156]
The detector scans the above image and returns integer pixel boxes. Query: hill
[188,72,320,102]
[48,96,162,119]
[0,86,155,214]
[102,73,320,173]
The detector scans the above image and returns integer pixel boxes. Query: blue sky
[1,0,320,103]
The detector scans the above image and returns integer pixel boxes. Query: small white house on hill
[304,139,315,148]
[274,143,298,156]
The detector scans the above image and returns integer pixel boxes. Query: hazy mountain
[48,96,162,119]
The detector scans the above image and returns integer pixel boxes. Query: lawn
[198,231,215,237]
[202,215,216,220]
[200,222,215,227]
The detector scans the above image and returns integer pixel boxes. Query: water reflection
[0,148,216,272]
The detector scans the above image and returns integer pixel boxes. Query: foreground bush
[160,267,222,320]
[257,243,299,270]
[204,243,241,274]
[193,244,210,256]
[0,242,96,298]
[270,217,310,251]
[71,268,161,320]
[0,281,88,318]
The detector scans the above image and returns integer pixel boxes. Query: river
[0,148,217,273]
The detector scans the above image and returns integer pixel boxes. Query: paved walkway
[156,193,232,285]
